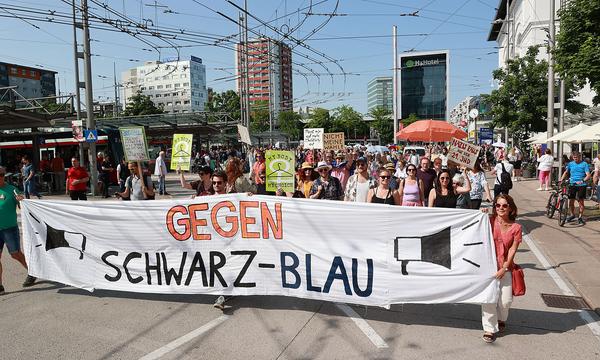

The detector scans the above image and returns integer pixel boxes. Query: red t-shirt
[67,166,89,191]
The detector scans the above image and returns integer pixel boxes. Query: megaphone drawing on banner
[29,212,87,260]
[394,226,451,275]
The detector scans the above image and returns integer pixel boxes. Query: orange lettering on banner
[189,203,211,240]
[261,202,282,239]
[211,201,239,238]
[166,205,191,241]
[240,201,260,238]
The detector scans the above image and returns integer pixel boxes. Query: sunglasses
[212,181,223,185]
[317,169,328,172]
[440,177,450,181]
[357,163,366,167]
[495,203,509,209]
[379,175,390,179]
[407,168,416,172]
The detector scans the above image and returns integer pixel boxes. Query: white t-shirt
[355,180,371,203]
[537,154,554,171]
[593,157,600,172]
[494,161,514,185]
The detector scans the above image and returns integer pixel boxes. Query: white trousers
[481,272,513,333]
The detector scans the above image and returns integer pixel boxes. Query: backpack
[127,175,155,200]
[500,163,513,190]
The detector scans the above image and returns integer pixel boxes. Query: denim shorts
[0,226,21,254]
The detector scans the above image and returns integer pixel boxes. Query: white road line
[522,232,600,341]
[336,303,389,349]
[138,315,229,360]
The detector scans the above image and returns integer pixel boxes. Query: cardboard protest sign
[448,137,481,169]
[237,124,252,145]
[323,132,345,151]
[170,134,193,171]
[265,150,295,192]
[119,127,149,161]
[303,128,324,149]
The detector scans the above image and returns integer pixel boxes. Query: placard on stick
[265,150,295,192]
[237,124,252,145]
[119,126,149,162]
[303,128,324,149]
[323,132,345,151]
[170,134,193,170]
[448,137,481,169]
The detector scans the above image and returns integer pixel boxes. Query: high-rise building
[367,77,393,113]
[0,62,56,100]
[122,56,207,113]
[236,37,293,116]
[398,50,449,121]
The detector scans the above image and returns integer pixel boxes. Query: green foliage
[304,105,369,139]
[250,100,270,133]
[369,106,394,144]
[122,91,163,116]
[306,108,332,129]
[555,0,600,105]
[483,46,584,145]
[205,90,240,121]
[278,110,303,140]
[400,113,420,127]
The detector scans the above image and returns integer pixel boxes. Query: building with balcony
[367,77,393,113]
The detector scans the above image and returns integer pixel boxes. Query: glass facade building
[399,51,448,121]
[367,77,393,113]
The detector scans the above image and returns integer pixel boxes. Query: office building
[122,56,207,113]
[399,50,449,121]
[0,62,56,100]
[367,77,393,113]
[236,37,293,115]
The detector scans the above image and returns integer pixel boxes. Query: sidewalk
[507,176,600,314]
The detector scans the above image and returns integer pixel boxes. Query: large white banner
[21,196,498,307]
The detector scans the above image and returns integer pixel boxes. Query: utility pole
[392,25,399,145]
[243,0,250,130]
[72,0,84,165]
[113,62,118,118]
[547,0,556,155]
[504,2,510,146]
[82,0,97,196]
[268,39,273,146]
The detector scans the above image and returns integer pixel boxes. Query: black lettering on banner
[102,251,121,282]
[281,252,300,289]
[145,252,162,285]
[185,252,208,286]
[161,252,187,286]
[352,258,373,297]
[323,256,352,295]
[124,252,143,284]
[210,251,228,287]
[305,254,321,293]
[230,250,257,288]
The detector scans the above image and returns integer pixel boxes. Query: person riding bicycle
[559,151,591,225]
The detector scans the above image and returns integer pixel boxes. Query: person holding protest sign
[481,194,522,343]
[428,169,471,208]
[367,168,401,205]
[309,161,343,200]
[115,162,155,201]
[0,166,37,294]
[398,164,424,206]
[178,165,213,197]
[225,157,256,194]
[344,157,377,202]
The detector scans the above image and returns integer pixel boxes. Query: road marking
[139,315,229,360]
[522,232,600,341]
[335,303,389,349]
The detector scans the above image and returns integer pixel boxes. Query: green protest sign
[265,150,295,193]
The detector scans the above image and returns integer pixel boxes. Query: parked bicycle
[546,180,570,227]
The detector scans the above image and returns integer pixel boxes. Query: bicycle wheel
[558,196,569,227]
[546,192,557,218]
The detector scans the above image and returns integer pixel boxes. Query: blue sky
[0,0,500,114]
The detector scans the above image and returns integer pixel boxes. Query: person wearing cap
[383,162,400,190]
[297,162,316,199]
[331,151,353,192]
[309,161,343,200]
[344,157,377,202]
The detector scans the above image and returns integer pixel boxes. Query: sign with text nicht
[265,150,295,193]
[303,128,324,149]
[323,132,345,151]
[119,127,149,161]
[448,137,481,169]
[170,134,193,171]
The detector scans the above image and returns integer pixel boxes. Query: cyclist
[560,151,591,224]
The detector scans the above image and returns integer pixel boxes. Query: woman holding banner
[367,168,401,205]
[482,194,522,343]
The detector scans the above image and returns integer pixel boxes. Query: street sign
[84,130,98,143]
[479,127,493,145]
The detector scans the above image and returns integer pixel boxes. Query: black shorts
[568,185,586,200]
[513,160,522,169]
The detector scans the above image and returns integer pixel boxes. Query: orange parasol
[395,119,468,142]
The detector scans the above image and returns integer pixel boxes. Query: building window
[149,86,154,90]
[21,69,27,75]
[173,92,178,97]
[175,83,181,88]
[184,100,190,104]
[166,84,172,88]
[167,102,173,106]
[156,94,161,98]
[155,77,160,81]
[183,82,189,87]
[140,87,146,90]
[157,85,163,89]
[30,70,36,76]
[180,74,187,79]
[175,101,181,105]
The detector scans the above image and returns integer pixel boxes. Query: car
[403,146,427,157]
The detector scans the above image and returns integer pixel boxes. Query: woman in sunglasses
[178,165,213,197]
[367,168,401,205]
[398,164,424,206]
[481,194,521,343]
[428,169,471,208]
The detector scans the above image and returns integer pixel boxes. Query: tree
[306,108,332,129]
[122,91,163,116]
[250,100,270,133]
[483,46,584,145]
[555,0,600,105]
[205,90,240,121]
[278,110,303,140]
[369,106,394,144]
[400,113,420,127]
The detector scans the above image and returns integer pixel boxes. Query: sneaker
[0,284,5,295]
[536,187,543,191]
[163,192,170,196]
[213,295,225,310]
[22,275,37,287]
[578,217,586,225]
[566,215,576,223]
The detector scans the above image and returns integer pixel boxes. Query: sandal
[483,332,496,343]
[498,321,506,333]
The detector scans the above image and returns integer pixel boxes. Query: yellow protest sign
[170,134,193,170]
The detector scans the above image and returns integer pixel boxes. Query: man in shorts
[0,166,37,295]
[560,151,591,224]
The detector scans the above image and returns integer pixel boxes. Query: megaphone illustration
[394,226,451,275]
[30,212,87,260]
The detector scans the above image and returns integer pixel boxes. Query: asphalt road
[1,177,599,359]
